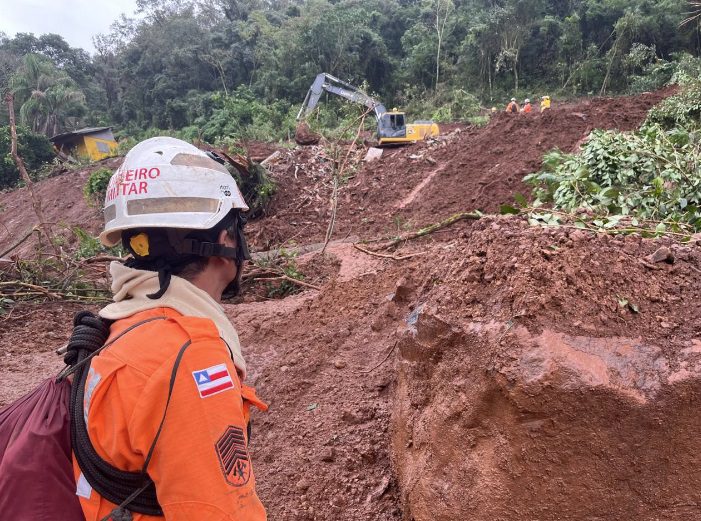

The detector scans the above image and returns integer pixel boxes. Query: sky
[0,0,139,53]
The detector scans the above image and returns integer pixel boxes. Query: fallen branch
[0,281,60,298]
[251,275,321,291]
[353,244,427,261]
[81,255,126,264]
[374,211,482,250]
[0,226,38,258]
[321,110,369,255]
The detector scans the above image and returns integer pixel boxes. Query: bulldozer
[296,73,439,146]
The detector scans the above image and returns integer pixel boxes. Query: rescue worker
[72,137,267,520]
[506,97,519,114]
[541,95,551,112]
[522,98,532,114]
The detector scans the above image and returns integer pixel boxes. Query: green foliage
[72,226,124,259]
[10,53,87,136]
[525,125,701,232]
[0,125,55,189]
[236,161,277,218]
[645,77,701,130]
[2,0,700,134]
[83,167,113,204]
[263,250,304,299]
[417,89,480,123]
[72,227,104,258]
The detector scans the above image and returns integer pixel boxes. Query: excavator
[296,73,439,145]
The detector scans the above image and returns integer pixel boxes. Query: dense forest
[1,0,700,144]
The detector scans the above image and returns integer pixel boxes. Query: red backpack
[0,377,84,520]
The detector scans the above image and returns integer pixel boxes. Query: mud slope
[0,158,122,257]
[0,243,417,520]
[393,217,701,521]
[248,89,672,250]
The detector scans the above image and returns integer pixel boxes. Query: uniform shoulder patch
[192,363,235,398]
[215,425,251,487]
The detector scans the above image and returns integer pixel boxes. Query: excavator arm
[296,72,438,144]
[297,73,387,121]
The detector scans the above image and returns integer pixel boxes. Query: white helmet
[511,98,516,102]
[525,98,530,103]
[100,137,248,247]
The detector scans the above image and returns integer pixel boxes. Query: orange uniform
[72,307,267,520]
[522,103,532,113]
[506,101,519,113]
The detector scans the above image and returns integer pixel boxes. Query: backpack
[0,311,191,520]
[0,377,84,520]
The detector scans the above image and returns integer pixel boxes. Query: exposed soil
[3,87,701,520]
[246,89,674,251]
[392,218,701,521]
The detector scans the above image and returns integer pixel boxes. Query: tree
[432,0,455,88]
[10,54,86,135]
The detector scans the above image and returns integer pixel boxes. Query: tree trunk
[4,93,60,258]
[436,34,442,89]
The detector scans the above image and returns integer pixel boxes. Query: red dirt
[4,87,701,520]
[392,217,701,520]
[246,89,673,250]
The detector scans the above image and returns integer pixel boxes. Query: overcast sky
[0,0,139,53]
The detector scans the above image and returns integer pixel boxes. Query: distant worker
[522,99,532,114]
[506,98,519,114]
[541,95,551,112]
[71,137,267,520]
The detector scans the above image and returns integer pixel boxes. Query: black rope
[68,312,165,516]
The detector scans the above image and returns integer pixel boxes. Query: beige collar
[99,262,246,377]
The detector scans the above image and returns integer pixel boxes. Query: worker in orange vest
[72,137,267,520]
[506,98,519,114]
[522,98,533,114]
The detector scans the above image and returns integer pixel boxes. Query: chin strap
[124,212,252,300]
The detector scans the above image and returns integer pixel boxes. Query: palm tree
[10,53,86,135]
[681,1,701,27]
[41,83,86,136]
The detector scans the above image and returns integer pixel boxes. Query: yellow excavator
[297,73,439,145]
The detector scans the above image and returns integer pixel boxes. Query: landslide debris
[3,88,700,521]
[247,89,673,250]
[393,216,701,521]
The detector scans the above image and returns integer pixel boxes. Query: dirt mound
[2,215,701,519]
[392,217,701,521]
[247,89,673,250]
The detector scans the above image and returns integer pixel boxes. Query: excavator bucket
[295,121,321,146]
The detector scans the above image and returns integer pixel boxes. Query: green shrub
[72,226,124,259]
[645,82,701,130]
[524,126,701,231]
[83,167,113,205]
[0,126,55,190]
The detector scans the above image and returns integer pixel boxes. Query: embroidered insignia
[192,364,235,398]
[215,426,251,487]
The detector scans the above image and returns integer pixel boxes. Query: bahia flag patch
[192,364,235,398]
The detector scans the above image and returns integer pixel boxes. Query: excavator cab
[377,110,439,145]
[378,111,407,140]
